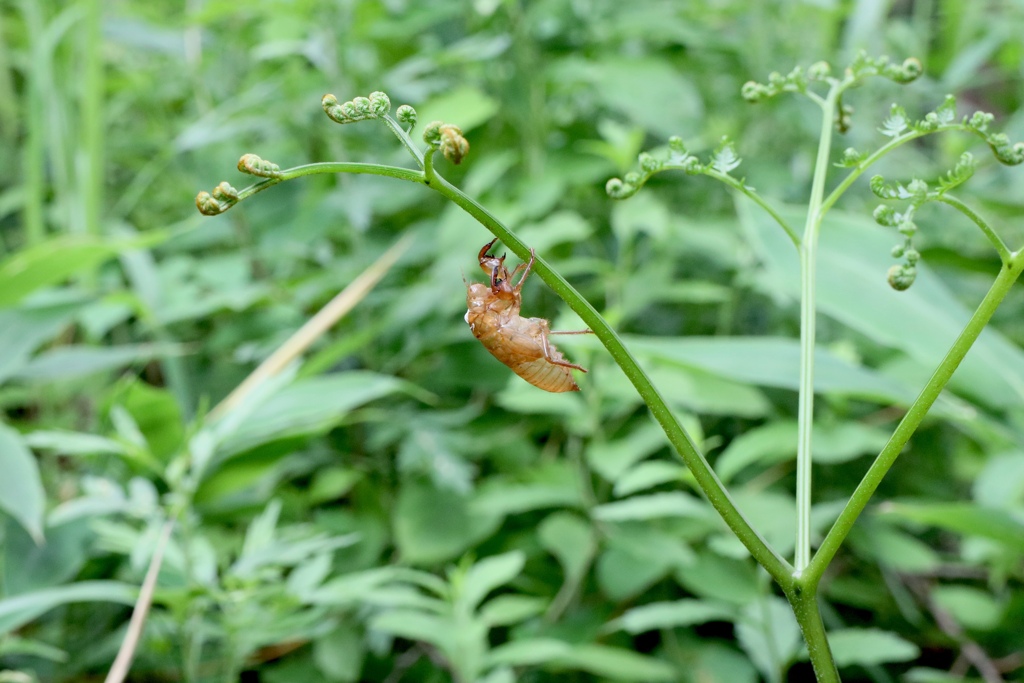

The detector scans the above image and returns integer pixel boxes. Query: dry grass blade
[209,233,413,420]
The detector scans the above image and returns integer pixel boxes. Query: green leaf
[879,501,1024,548]
[972,452,1024,509]
[743,205,1024,408]
[478,595,547,627]
[592,492,711,521]
[485,638,571,668]
[820,628,920,667]
[0,636,68,662]
[0,423,45,542]
[587,422,668,482]
[0,234,164,307]
[606,599,735,634]
[613,461,689,497]
[368,609,453,651]
[414,86,499,133]
[849,523,940,572]
[592,57,703,139]
[736,597,801,681]
[216,372,405,458]
[624,335,913,403]
[393,479,501,565]
[24,430,129,458]
[674,551,761,606]
[538,512,596,585]
[0,303,77,384]
[308,568,399,607]
[931,586,1003,631]
[11,343,182,381]
[0,581,138,633]
[313,623,365,682]
[3,518,92,595]
[553,643,676,682]
[459,551,525,613]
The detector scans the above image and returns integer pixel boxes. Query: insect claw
[479,238,499,262]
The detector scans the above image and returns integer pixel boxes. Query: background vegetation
[1,0,1023,681]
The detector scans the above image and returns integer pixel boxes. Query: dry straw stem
[209,233,413,420]
[104,520,174,683]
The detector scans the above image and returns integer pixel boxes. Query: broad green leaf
[736,597,801,681]
[0,423,45,542]
[313,623,364,682]
[553,643,676,682]
[414,86,499,133]
[368,610,453,651]
[0,234,163,306]
[849,523,940,573]
[12,343,182,381]
[0,636,67,662]
[596,526,694,602]
[308,568,399,607]
[518,211,594,252]
[472,474,583,519]
[624,335,914,403]
[24,430,129,458]
[606,599,735,634]
[676,640,759,683]
[592,57,703,138]
[0,304,77,384]
[538,512,596,585]
[613,461,689,497]
[394,479,501,565]
[879,501,1024,548]
[478,595,547,627]
[972,452,1024,509]
[216,372,404,458]
[744,205,1024,408]
[819,628,920,667]
[931,586,1003,631]
[459,551,525,613]
[485,638,571,668]
[675,551,761,606]
[587,422,669,482]
[593,492,710,521]
[0,581,138,633]
[3,518,91,595]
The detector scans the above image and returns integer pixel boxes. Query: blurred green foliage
[1,0,1024,681]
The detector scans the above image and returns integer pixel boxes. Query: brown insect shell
[465,243,582,393]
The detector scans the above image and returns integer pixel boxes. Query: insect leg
[538,323,588,372]
[514,249,536,291]
[478,238,499,262]
[550,329,593,335]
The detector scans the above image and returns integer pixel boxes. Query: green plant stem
[703,168,801,246]
[794,87,838,573]
[381,114,425,167]
[82,0,103,237]
[934,194,1012,263]
[786,580,839,683]
[21,0,46,246]
[426,173,795,586]
[212,156,793,584]
[820,123,970,215]
[808,250,1024,578]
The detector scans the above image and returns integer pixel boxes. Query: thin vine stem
[934,194,1012,263]
[821,123,976,215]
[426,172,795,586]
[703,168,801,246]
[205,159,793,583]
[807,250,1024,581]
